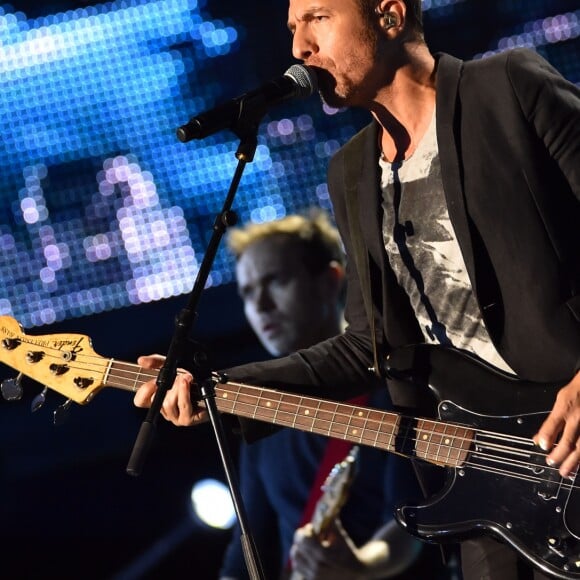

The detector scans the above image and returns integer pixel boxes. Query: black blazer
[227,49,580,432]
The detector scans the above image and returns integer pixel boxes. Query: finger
[319,520,341,546]
[291,535,327,575]
[294,523,314,542]
[161,388,180,422]
[174,373,196,426]
[137,354,166,369]
[159,374,202,426]
[533,388,570,454]
[535,372,580,454]
[547,420,580,476]
[534,407,566,453]
[133,382,156,408]
[557,448,580,479]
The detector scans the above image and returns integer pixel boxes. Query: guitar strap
[343,129,382,379]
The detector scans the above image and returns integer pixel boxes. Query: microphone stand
[126,119,266,579]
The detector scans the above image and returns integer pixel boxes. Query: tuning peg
[53,398,72,426]
[1,373,23,401]
[31,386,48,413]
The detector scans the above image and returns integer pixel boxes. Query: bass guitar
[0,315,578,579]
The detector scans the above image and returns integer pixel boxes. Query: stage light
[189,478,236,530]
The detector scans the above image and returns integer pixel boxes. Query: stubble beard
[315,26,382,109]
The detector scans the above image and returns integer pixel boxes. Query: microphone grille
[284,64,318,97]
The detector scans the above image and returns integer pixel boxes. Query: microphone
[176,64,317,143]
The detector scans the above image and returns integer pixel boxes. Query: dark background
[1,1,579,578]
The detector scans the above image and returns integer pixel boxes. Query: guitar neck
[107,360,473,469]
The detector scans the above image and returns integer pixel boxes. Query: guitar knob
[53,399,72,426]
[30,386,48,413]
[1,338,21,350]
[1,373,23,401]
[26,351,45,363]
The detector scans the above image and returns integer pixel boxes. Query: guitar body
[387,345,580,579]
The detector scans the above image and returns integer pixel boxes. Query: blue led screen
[0,0,579,328]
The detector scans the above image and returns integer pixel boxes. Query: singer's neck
[370,46,436,163]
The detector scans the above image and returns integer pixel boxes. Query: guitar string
[11,346,553,469]
[215,385,577,490]
[31,367,580,489]
[11,346,577,489]
[217,393,579,491]
[210,383,578,490]
[15,347,567,474]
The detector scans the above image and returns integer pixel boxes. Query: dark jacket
[226,49,580,437]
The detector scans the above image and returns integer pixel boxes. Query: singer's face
[288,0,383,108]
[236,236,338,357]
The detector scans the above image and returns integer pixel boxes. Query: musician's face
[236,236,339,357]
[288,0,385,109]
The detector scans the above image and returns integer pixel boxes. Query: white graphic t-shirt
[379,110,512,373]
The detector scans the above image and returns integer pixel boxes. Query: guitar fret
[251,390,259,419]
[432,422,442,464]
[431,421,443,464]
[349,407,366,442]
[415,420,473,467]
[373,412,381,447]
[387,415,398,449]
[329,402,339,437]
[109,360,142,391]
[104,358,115,386]
[312,400,322,432]
[362,409,370,445]
[215,380,472,467]
[350,408,367,443]
[437,423,446,463]
[445,427,458,465]
[379,411,397,451]
[133,365,141,393]
[233,385,240,415]
[292,397,302,428]
[345,407,354,440]
[417,420,432,463]
[272,391,280,423]
[252,387,275,422]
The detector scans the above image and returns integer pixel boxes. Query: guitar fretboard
[215,380,473,467]
[106,360,473,468]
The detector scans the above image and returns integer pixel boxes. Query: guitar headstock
[0,316,109,405]
[311,446,360,535]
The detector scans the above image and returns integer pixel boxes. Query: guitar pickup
[49,363,69,376]
[74,377,93,389]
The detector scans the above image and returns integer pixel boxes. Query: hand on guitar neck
[134,354,209,427]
